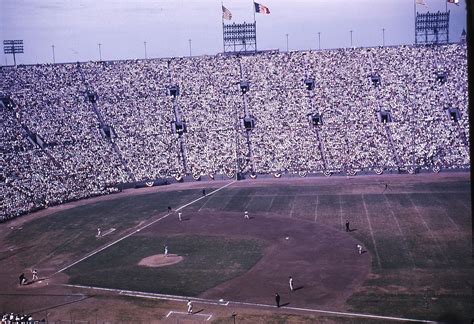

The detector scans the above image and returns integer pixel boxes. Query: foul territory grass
[65,235,265,296]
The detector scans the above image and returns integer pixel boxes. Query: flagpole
[222,1,225,53]
[253,1,257,52]
[414,0,416,44]
[253,1,256,23]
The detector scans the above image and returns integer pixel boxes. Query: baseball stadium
[0,1,472,324]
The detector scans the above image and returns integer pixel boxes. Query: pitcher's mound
[138,254,183,268]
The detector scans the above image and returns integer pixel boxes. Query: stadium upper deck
[0,43,469,220]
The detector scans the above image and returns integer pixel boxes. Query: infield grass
[65,234,265,296]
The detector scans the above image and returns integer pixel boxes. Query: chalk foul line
[53,180,236,275]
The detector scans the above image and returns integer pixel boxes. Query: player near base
[187,299,193,314]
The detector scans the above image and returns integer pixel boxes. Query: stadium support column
[233,103,241,179]
[372,74,401,169]
[172,95,189,175]
[242,93,256,174]
[307,88,327,170]
[239,59,256,175]
[93,98,136,183]
[76,63,136,183]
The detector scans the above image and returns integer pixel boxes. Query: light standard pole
[144,41,147,59]
[51,45,55,64]
[98,43,102,61]
[350,30,353,47]
[188,39,192,57]
[318,32,321,50]
[286,33,289,52]
[382,28,385,47]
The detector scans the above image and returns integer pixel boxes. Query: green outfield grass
[187,179,472,321]
[5,177,472,322]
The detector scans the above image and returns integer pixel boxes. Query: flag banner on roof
[222,5,232,20]
[447,0,459,5]
[416,0,427,6]
[254,2,270,14]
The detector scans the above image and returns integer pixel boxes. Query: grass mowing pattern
[196,181,472,320]
[65,235,265,296]
[5,177,471,321]
[5,189,205,268]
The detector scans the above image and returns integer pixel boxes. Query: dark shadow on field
[349,228,357,232]
[280,302,290,307]
[361,250,368,254]
[293,286,304,291]
[193,309,204,315]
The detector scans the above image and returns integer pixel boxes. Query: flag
[416,0,427,6]
[447,0,459,5]
[222,5,232,20]
[254,2,270,14]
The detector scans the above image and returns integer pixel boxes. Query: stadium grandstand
[0,43,469,221]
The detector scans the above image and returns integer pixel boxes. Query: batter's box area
[165,310,212,322]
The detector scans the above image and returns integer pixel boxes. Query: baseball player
[275,293,281,308]
[289,276,294,291]
[357,244,363,254]
[164,245,168,257]
[187,299,193,314]
[19,273,27,285]
[18,273,27,285]
[32,269,38,281]
[97,228,101,237]
[345,220,350,232]
[178,212,182,221]
[244,210,249,220]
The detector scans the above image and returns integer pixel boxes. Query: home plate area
[165,310,212,322]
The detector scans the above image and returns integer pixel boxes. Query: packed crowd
[0,43,469,220]
[241,44,468,172]
[169,55,242,176]
[1,312,36,324]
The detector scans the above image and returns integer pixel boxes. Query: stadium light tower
[318,32,321,50]
[382,28,385,47]
[144,41,147,59]
[286,34,289,52]
[3,40,24,66]
[350,30,353,47]
[188,39,192,57]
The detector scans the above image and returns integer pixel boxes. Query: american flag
[222,5,232,20]
[416,0,427,6]
[447,0,459,5]
[254,2,270,14]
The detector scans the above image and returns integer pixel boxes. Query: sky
[0,0,467,65]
